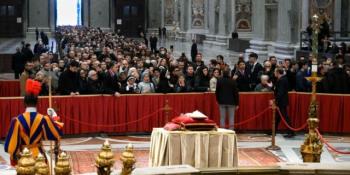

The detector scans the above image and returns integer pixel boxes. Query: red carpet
[67,148,282,174]
[67,149,149,174]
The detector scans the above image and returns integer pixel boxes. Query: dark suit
[274,75,293,134]
[246,62,263,90]
[191,43,198,63]
[12,51,25,79]
[58,69,79,95]
[215,77,239,106]
[150,36,158,53]
[103,71,120,94]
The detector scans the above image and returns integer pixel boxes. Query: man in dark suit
[246,53,263,91]
[191,39,198,63]
[12,47,25,79]
[274,68,295,138]
[103,62,121,96]
[215,69,239,130]
[58,61,80,95]
[149,33,158,53]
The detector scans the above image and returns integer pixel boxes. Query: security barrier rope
[315,128,350,154]
[60,108,165,128]
[276,107,308,131]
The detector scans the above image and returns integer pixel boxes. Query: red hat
[25,79,42,96]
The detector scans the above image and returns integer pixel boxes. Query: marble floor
[0,133,349,174]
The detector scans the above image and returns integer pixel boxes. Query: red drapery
[0,80,20,97]
[1,92,349,138]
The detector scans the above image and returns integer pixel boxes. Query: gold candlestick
[300,14,323,163]
[16,148,36,175]
[120,143,136,175]
[96,139,115,175]
[54,152,71,175]
[35,153,49,175]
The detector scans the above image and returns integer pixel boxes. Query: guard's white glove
[47,108,57,117]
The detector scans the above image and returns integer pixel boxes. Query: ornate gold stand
[300,14,323,163]
[35,153,49,175]
[54,152,72,175]
[96,140,115,175]
[120,143,136,175]
[16,148,36,175]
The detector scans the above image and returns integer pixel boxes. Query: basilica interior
[0,0,350,175]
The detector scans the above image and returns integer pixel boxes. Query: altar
[149,128,238,168]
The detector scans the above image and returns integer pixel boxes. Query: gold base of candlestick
[300,106,323,162]
[96,140,115,175]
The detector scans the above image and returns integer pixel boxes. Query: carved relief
[192,0,205,28]
[164,0,175,25]
[235,0,252,32]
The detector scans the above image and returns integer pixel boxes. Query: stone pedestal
[271,43,296,61]
[246,40,269,60]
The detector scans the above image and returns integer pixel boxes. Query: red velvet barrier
[1,92,349,138]
[0,80,20,97]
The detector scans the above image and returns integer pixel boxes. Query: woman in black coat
[194,66,210,92]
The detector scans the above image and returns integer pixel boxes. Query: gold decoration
[120,143,136,175]
[35,153,49,175]
[266,100,281,151]
[16,148,36,175]
[96,139,115,175]
[301,117,323,162]
[54,152,71,175]
[300,14,323,162]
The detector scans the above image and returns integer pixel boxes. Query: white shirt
[25,107,37,113]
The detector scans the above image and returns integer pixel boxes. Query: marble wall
[89,0,111,29]
[27,0,50,31]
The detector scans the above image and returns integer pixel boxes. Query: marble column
[246,0,269,60]
[82,0,90,27]
[49,0,55,32]
[301,0,309,31]
[218,0,227,35]
[272,0,299,60]
[160,0,164,27]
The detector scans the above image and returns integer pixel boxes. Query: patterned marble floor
[0,133,349,174]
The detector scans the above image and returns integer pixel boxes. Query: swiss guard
[4,79,63,166]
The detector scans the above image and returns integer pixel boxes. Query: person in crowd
[216,55,229,71]
[274,68,295,138]
[34,39,47,55]
[150,33,158,53]
[255,75,273,92]
[258,60,274,82]
[78,69,89,94]
[20,62,35,96]
[103,62,121,96]
[86,70,103,94]
[191,39,198,63]
[194,53,205,71]
[269,56,278,72]
[12,47,25,79]
[295,61,311,92]
[233,60,250,92]
[210,68,221,92]
[285,59,297,91]
[22,43,34,62]
[185,65,196,92]
[138,72,155,93]
[174,74,188,93]
[156,69,173,93]
[122,76,139,94]
[246,53,263,90]
[58,61,80,95]
[323,56,350,93]
[194,66,210,92]
[162,27,167,38]
[215,69,239,130]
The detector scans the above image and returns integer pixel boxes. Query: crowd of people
[11,26,350,97]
